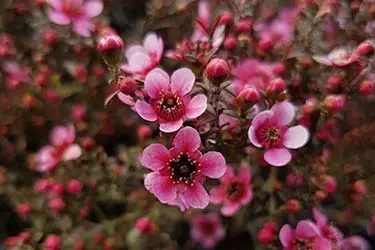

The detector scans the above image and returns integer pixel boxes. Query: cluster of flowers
[1,0,375,249]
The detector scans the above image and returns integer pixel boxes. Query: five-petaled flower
[36,124,82,172]
[141,127,227,211]
[191,213,225,249]
[135,68,207,133]
[248,101,309,166]
[121,32,163,78]
[47,0,103,37]
[210,166,253,216]
[279,220,332,250]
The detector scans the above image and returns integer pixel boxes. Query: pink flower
[248,101,309,166]
[279,220,332,250]
[3,62,31,89]
[134,68,207,133]
[231,59,280,95]
[43,234,61,250]
[141,127,227,210]
[312,208,343,249]
[342,236,370,250]
[36,124,82,172]
[121,33,163,78]
[210,166,253,216]
[47,0,103,37]
[191,213,225,249]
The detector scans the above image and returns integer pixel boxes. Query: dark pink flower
[313,208,343,249]
[134,68,207,133]
[191,213,225,249]
[210,166,253,216]
[36,124,82,172]
[248,101,309,166]
[279,220,332,250]
[342,236,370,250]
[141,127,226,210]
[47,0,103,37]
[121,33,163,78]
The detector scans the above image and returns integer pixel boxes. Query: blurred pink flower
[134,68,207,133]
[255,8,296,49]
[47,0,103,37]
[141,127,226,211]
[313,208,343,249]
[210,166,253,216]
[313,47,358,67]
[43,234,61,250]
[36,124,82,172]
[342,236,370,250]
[3,62,31,89]
[231,59,280,95]
[191,213,225,249]
[248,101,309,166]
[279,220,332,250]
[121,33,163,78]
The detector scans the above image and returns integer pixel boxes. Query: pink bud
[323,95,346,112]
[327,74,342,92]
[48,198,66,213]
[16,203,31,218]
[34,178,51,193]
[359,79,374,97]
[80,136,96,150]
[71,104,86,121]
[117,77,137,95]
[79,207,89,218]
[223,35,238,50]
[219,11,233,25]
[352,180,367,195]
[235,19,252,33]
[286,199,301,213]
[263,222,278,232]
[258,228,274,244]
[136,217,152,232]
[356,41,373,55]
[236,87,261,107]
[44,235,61,250]
[323,175,337,193]
[92,65,106,79]
[18,232,31,243]
[45,90,60,103]
[51,183,64,196]
[258,38,273,51]
[97,35,124,66]
[205,58,230,82]
[66,179,83,193]
[73,64,88,83]
[42,30,58,46]
[137,125,152,139]
[286,173,304,187]
[74,240,85,250]
[267,78,286,94]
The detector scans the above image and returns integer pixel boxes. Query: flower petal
[84,1,103,17]
[279,224,293,247]
[172,126,201,152]
[134,100,157,121]
[125,45,147,60]
[144,68,170,99]
[49,0,62,9]
[117,93,135,106]
[248,126,262,148]
[185,94,207,119]
[62,144,82,161]
[271,101,295,126]
[143,32,163,61]
[183,183,209,209]
[221,202,240,216]
[312,207,328,228]
[251,110,273,130]
[170,68,196,96]
[200,152,227,178]
[36,146,58,172]
[264,148,291,167]
[159,119,184,133]
[221,166,235,183]
[209,186,225,204]
[283,125,309,149]
[47,10,71,25]
[73,20,94,37]
[50,124,75,147]
[296,220,321,238]
[145,174,177,203]
[313,237,332,250]
[128,52,152,73]
[238,166,251,183]
[140,144,171,171]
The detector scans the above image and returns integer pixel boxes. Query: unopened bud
[97,35,124,66]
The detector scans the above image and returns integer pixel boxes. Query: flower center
[154,91,185,121]
[292,238,313,250]
[62,0,84,18]
[226,182,244,201]
[200,221,215,236]
[256,124,284,148]
[169,153,199,185]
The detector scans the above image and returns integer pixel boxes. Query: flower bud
[236,87,261,108]
[223,35,238,50]
[205,58,230,83]
[235,19,252,33]
[97,35,124,66]
[359,79,374,97]
[219,11,233,25]
[323,175,337,193]
[285,199,301,213]
[42,30,58,46]
[258,38,273,51]
[48,198,66,213]
[117,76,137,95]
[16,203,31,218]
[44,235,61,250]
[258,228,274,244]
[327,74,342,92]
[267,78,286,95]
[263,222,278,232]
[137,125,152,140]
[352,180,367,195]
[356,41,373,55]
[66,179,83,193]
[323,95,346,112]
[286,173,304,187]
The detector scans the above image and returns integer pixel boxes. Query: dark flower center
[256,123,285,148]
[292,238,313,250]
[154,91,185,121]
[226,182,244,201]
[169,153,199,184]
[200,221,215,236]
[62,1,84,18]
